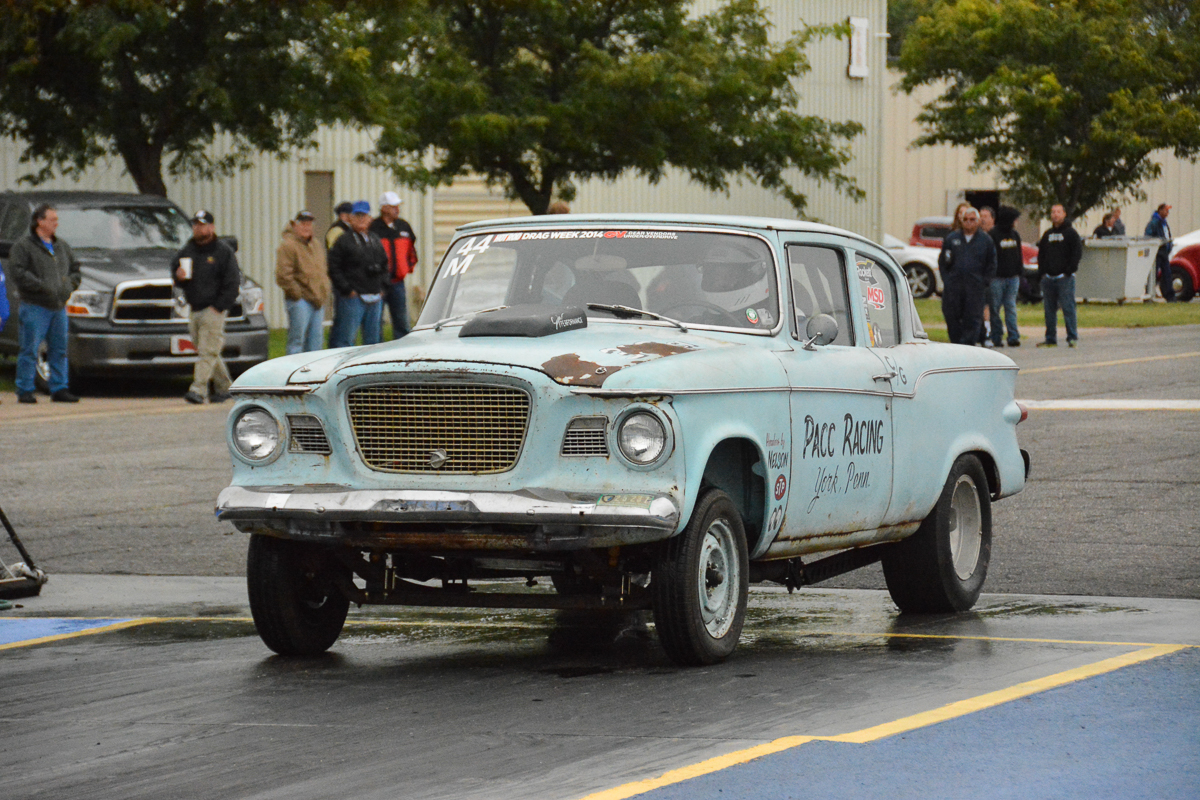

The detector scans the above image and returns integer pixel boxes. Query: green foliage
[346,0,863,215]
[886,0,935,62]
[0,0,333,195]
[897,0,1200,220]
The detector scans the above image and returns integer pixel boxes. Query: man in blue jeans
[8,203,81,403]
[1035,204,1083,348]
[987,206,1024,347]
[327,200,387,348]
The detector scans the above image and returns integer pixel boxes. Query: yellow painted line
[576,643,1187,800]
[0,404,215,427]
[1020,350,1200,375]
[0,618,164,651]
[799,630,1196,648]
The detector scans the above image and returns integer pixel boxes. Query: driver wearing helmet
[699,244,774,327]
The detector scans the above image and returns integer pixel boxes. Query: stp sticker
[774,475,787,501]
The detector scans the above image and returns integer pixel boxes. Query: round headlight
[618,412,667,464]
[233,408,281,461]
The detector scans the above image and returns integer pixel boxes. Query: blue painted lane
[0,618,134,647]
[634,647,1200,800]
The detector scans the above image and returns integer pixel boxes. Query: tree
[0,0,330,196]
[897,0,1200,220]
[351,0,863,216]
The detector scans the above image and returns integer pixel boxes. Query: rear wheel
[1171,266,1195,302]
[652,489,748,665]
[247,535,350,655]
[903,263,936,298]
[882,454,991,613]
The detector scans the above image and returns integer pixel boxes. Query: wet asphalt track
[1,324,1198,798]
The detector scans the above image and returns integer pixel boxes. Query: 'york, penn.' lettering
[803,413,884,459]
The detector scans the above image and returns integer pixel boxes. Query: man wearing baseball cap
[172,209,241,403]
[275,210,331,353]
[327,200,388,348]
[369,190,418,339]
[1144,203,1176,301]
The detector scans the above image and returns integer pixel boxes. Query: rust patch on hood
[614,342,699,358]
[541,353,624,387]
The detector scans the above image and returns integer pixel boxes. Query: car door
[770,242,894,556]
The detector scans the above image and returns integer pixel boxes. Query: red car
[911,216,1041,300]
[1169,230,1199,302]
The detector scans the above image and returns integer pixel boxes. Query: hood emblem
[427,449,449,469]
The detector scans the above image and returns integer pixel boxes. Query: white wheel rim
[949,475,983,580]
[697,519,739,638]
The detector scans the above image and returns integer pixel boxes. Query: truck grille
[111,279,244,323]
[347,383,531,473]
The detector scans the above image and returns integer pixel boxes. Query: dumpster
[1075,237,1159,303]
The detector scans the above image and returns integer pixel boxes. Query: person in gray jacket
[8,203,81,403]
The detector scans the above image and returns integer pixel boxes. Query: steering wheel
[658,301,744,326]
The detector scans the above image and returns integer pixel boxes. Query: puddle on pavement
[973,600,1146,618]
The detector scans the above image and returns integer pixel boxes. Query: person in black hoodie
[988,206,1024,347]
[172,210,242,403]
[1035,204,1083,347]
[938,206,997,345]
[327,200,388,348]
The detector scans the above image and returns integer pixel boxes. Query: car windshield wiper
[433,305,508,331]
[585,303,688,332]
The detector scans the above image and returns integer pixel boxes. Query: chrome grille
[288,414,331,454]
[348,383,531,473]
[561,417,609,456]
[111,279,245,323]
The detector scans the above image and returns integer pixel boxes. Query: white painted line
[1019,399,1200,411]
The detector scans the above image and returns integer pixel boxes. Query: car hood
[269,322,783,390]
[74,248,175,289]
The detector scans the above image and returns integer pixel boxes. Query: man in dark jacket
[987,206,1024,347]
[1036,204,1083,347]
[327,200,388,348]
[172,210,241,403]
[938,206,996,345]
[1144,203,1175,301]
[369,191,418,340]
[8,203,82,403]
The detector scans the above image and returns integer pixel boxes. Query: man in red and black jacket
[369,191,418,339]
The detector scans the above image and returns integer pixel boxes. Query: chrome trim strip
[216,486,680,530]
[230,386,315,395]
[892,364,1019,399]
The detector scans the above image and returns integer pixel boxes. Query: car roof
[0,190,179,208]
[914,216,952,226]
[456,212,885,252]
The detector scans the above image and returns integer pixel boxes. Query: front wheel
[882,454,992,613]
[1171,266,1195,302]
[247,535,350,655]
[904,264,936,299]
[652,489,749,665]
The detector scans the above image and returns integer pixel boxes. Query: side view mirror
[803,313,838,350]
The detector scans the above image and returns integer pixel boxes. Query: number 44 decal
[445,235,493,276]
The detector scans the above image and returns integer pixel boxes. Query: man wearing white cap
[369,191,418,339]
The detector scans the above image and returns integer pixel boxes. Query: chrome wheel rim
[949,475,983,580]
[905,266,932,298]
[697,518,739,638]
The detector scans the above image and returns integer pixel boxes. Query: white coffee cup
[178,257,193,279]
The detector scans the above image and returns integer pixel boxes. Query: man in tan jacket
[275,210,332,354]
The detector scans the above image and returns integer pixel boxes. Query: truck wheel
[652,489,748,665]
[882,454,991,613]
[1171,266,1195,302]
[247,534,350,656]
[34,343,83,394]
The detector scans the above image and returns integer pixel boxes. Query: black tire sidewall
[247,534,349,656]
[652,489,749,665]
[931,455,992,610]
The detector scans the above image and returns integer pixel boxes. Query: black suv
[0,191,268,389]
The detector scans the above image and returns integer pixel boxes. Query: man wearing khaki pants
[172,210,241,404]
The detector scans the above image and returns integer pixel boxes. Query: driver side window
[787,245,853,346]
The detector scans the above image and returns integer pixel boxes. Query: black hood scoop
[459,304,588,338]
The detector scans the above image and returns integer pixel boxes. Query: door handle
[872,371,897,382]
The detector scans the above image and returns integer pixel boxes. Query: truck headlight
[617,412,667,465]
[65,289,110,317]
[233,408,281,461]
[240,285,264,316]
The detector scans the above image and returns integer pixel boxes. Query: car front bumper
[216,485,681,552]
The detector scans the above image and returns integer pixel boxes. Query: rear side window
[855,256,900,348]
[787,244,854,346]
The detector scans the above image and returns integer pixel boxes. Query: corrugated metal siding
[882,68,1200,240]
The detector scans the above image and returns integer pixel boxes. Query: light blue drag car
[217,214,1030,666]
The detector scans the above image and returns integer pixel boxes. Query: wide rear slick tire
[247,534,351,656]
[882,454,992,613]
[652,489,749,666]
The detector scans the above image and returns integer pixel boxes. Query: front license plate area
[170,335,196,356]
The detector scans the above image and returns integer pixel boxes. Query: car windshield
[419,228,779,331]
[55,206,193,250]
